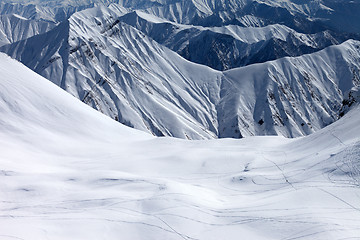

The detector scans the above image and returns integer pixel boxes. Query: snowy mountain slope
[0,52,148,141]
[0,0,139,23]
[130,0,360,34]
[257,0,360,34]
[256,0,333,16]
[1,5,360,139]
[119,10,350,70]
[0,52,360,240]
[340,85,360,117]
[0,14,54,47]
[1,0,322,30]
[98,0,328,33]
[2,0,360,34]
[0,6,223,140]
[0,1,100,23]
[317,0,360,34]
[219,40,360,138]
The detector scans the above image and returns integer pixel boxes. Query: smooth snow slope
[1,54,360,239]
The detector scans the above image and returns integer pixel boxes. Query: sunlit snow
[0,53,359,240]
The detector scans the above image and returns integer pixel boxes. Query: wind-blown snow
[0,53,360,240]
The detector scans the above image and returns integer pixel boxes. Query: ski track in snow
[0,1,359,238]
[0,53,359,239]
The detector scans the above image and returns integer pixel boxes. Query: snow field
[0,53,359,239]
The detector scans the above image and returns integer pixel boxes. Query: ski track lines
[1,135,360,240]
[0,54,360,239]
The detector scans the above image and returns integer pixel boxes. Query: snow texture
[0,52,360,240]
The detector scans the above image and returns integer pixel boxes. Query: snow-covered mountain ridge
[118,10,353,70]
[0,14,54,47]
[108,0,360,34]
[2,0,360,34]
[0,52,360,240]
[0,1,101,23]
[2,2,357,72]
[220,40,360,137]
[0,1,359,139]
[1,4,359,139]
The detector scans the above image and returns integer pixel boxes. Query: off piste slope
[0,53,360,240]
[0,14,54,47]
[1,5,360,139]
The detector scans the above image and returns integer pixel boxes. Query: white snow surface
[1,53,360,240]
